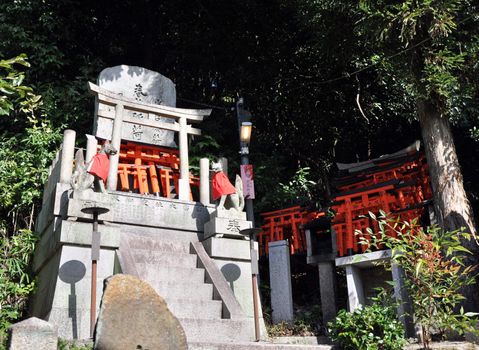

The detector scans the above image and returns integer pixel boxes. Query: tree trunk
[417,98,479,311]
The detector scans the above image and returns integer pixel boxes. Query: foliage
[267,319,317,338]
[0,229,37,346]
[58,339,93,350]
[0,55,62,234]
[256,166,319,213]
[188,135,222,175]
[0,55,41,117]
[0,55,59,346]
[0,120,60,215]
[362,212,479,349]
[357,0,479,111]
[266,304,322,337]
[328,297,406,350]
[278,167,317,205]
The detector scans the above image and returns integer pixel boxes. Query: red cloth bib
[212,172,237,200]
[87,153,110,183]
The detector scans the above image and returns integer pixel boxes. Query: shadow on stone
[59,260,86,339]
[221,263,241,292]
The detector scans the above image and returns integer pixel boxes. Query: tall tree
[357,0,479,310]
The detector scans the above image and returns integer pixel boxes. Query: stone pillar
[318,262,337,325]
[178,117,190,200]
[85,134,98,163]
[268,240,293,323]
[200,158,210,205]
[107,103,124,191]
[8,317,58,350]
[345,265,365,311]
[219,157,228,177]
[59,129,76,183]
[391,263,415,337]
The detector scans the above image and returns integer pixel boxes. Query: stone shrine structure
[95,65,177,148]
[30,66,265,345]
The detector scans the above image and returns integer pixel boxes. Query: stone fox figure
[211,161,245,212]
[71,141,118,193]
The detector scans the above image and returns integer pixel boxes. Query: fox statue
[71,140,117,193]
[211,161,245,212]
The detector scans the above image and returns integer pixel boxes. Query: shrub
[328,300,406,350]
[0,228,37,346]
[58,339,93,350]
[266,304,322,337]
[362,213,479,349]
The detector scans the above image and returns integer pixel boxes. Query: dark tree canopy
[0,0,478,233]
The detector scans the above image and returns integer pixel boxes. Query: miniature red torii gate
[115,142,199,199]
[258,206,325,256]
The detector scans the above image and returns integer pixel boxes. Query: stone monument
[94,65,177,147]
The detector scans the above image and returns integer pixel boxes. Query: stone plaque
[203,217,252,239]
[95,65,177,147]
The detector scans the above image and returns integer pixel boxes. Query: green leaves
[0,55,40,118]
[0,55,59,347]
[0,55,62,230]
[357,0,479,115]
[328,300,406,350]
[363,214,479,348]
[0,229,37,345]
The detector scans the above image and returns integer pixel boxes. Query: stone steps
[136,264,205,284]
[188,342,333,350]
[129,240,192,254]
[179,318,253,343]
[125,232,255,344]
[166,298,223,319]
[132,251,198,266]
[152,281,213,301]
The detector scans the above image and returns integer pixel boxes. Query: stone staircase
[118,230,253,344]
[118,229,333,349]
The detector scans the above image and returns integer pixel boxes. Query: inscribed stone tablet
[95,65,177,147]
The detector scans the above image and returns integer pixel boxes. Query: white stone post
[178,116,190,200]
[200,158,210,205]
[85,134,98,163]
[345,265,365,311]
[268,240,294,323]
[59,129,76,183]
[107,103,124,191]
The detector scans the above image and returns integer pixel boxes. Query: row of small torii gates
[259,142,432,257]
[98,135,429,259]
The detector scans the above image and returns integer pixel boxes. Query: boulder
[94,274,187,350]
[8,317,57,350]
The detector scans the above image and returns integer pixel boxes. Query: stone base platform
[189,341,333,350]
